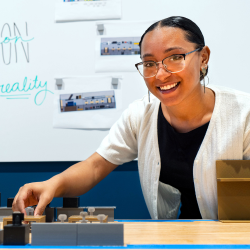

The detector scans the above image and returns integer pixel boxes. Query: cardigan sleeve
[243,128,250,159]
[96,100,142,165]
[243,112,250,159]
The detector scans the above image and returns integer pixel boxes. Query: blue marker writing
[0,36,34,45]
[0,76,53,106]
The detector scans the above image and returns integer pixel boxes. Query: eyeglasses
[135,48,203,78]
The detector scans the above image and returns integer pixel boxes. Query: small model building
[3,212,29,245]
[3,214,46,227]
[32,213,124,246]
[0,199,121,246]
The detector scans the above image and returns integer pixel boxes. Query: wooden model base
[3,216,46,227]
[217,160,250,222]
[68,215,108,223]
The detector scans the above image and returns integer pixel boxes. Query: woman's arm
[12,98,143,216]
[12,152,118,216]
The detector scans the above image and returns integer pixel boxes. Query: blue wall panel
[0,161,151,219]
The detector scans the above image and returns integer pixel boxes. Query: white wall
[0,0,250,161]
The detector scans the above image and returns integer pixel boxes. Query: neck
[161,84,215,132]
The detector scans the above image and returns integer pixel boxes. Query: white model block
[32,223,77,246]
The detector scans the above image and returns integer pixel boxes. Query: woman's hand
[12,153,118,216]
[12,181,55,216]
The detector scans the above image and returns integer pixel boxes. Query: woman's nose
[155,64,172,80]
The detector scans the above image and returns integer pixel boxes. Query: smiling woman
[12,16,250,220]
[136,16,213,132]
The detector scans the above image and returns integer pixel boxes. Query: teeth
[160,82,179,90]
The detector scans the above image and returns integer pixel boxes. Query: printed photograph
[101,37,140,56]
[60,90,116,112]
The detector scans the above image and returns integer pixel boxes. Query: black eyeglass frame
[135,47,203,78]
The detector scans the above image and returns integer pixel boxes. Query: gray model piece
[0,229,3,244]
[25,207,34,216]
[0,207,13,222]
[56,207,84,221]
[77,223,124,246]
[83,206,116,222]
[32,223,77,246]
[79,211,88,223]
[25,207,34,232]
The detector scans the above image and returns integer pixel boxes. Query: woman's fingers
[12,182,52,216]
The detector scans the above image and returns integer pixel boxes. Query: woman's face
[140,26,209,107]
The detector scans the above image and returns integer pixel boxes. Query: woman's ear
[200,46,210,67]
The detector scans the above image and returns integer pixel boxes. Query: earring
[148,89,150,102]
[202,68,206,93]
[201,66,209,93]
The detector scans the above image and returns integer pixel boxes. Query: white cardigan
[96,85,250,219]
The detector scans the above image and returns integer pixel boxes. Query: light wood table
[0,220,250,248]
[122,220,250,245]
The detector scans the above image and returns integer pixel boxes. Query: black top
[158,104,209,219]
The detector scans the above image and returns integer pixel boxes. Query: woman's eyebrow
[141,46,184,59]
[164,46,184,53]
[142,53,154,59]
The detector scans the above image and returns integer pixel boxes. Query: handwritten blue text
[0,76,54,106]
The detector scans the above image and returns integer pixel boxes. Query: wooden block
[217,160,250,222]
[68,215,108,223]
[3,215,46,227]
[216,160,250,178]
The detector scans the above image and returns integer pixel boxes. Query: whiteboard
[0,0,250,162]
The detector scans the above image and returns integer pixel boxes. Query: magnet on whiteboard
[97,24,104,35]
[55,79,63,90]
[111,78,119,85]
